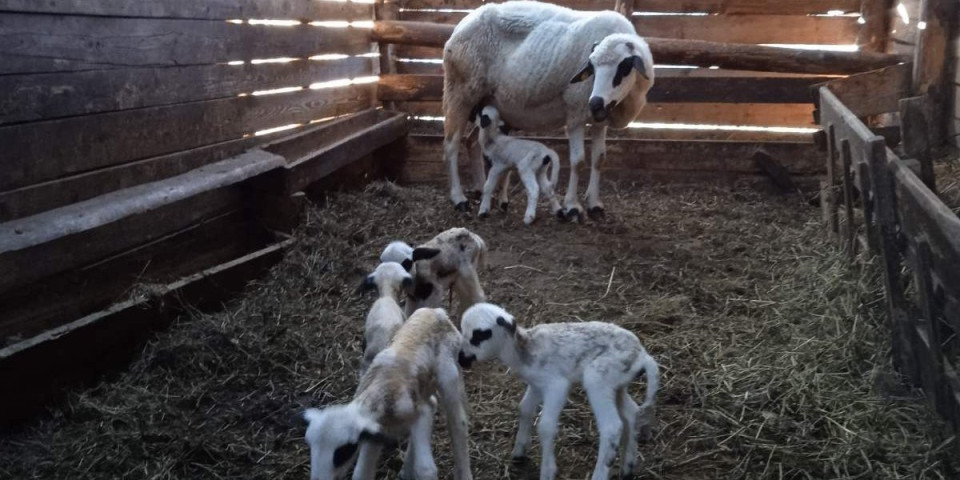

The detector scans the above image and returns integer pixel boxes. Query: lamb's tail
[635,351,660,415]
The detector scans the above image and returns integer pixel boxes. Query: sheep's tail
[548,152,560,187]
[635,351,659,414]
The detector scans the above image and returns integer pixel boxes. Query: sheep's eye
[612,58,634,88]
[333,442,359,468]
[470,328,493,346]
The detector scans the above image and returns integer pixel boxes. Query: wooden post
[899,96,937,192]
[614,0,635,18]
[841,139,857,259]
[859,162,880,254]
[825,125,840,237]
[858,0,892,53]
[375,0,400,110]
[915,239,945,413]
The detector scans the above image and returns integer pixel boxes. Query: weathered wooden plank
[403,0,860,13]
[376,21,906,74]
[899,95,937,190]
[0,236,294,427]
[0,85,371,191]
[824,124,840,236]
[911,0,958,148]
[0,14,372,75]
[0,0,372,20]
[400,100,816,126]
[379,73,826,103]
[0,56,373,125]
[0,151,285,294]
[858,0,891,52]
[376,0,401,109]
[823,63,913,117]
[840,139,856,258]
[914,239,947,415]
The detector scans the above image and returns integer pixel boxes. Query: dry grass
[0,180,953,479]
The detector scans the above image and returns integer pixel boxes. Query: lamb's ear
[401,277,413,289]
[571,61,594,84]
[498,122,511,135]
[480,113,492,128]
[412,247,442,262]
[631,55,650,80]
[401,258,413,271]
[358,275,377,295]
[496,316,517,335]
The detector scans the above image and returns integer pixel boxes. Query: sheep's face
[458,303,517,369]
[360,261,414,298]
[570,34,654,123]
[303,405,391,480]
[473,105,507,134]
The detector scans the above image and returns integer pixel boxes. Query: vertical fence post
[375,0,400,111]
[824,124,840,237]
[915,239,946,412]
[841,139,856,259]
[859,162,880,255]
[614,0,636,18]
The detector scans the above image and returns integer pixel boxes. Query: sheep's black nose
[458,351,475,369]
[589,96,608,122]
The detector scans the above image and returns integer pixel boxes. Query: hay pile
[0,181,953,479]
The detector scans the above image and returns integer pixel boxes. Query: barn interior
[1,0,959,478]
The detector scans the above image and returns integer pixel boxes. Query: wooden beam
[0,14,372,75]
[0,85,371,191]
[822,63,912,117]
[371,21,908,74]
[0,57,373,126]
[375,0,401,110]
[899,95,938,189]
[858,0,893,53]
[0,0,371,20]
[911,0,959,147]
[401,0,860,14]
[379,73,828,103]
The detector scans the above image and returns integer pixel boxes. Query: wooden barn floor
[0,180,953,479]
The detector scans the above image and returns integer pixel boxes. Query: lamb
[303,308,472,480]
[405,228,487,317]
[457,303,659,480]
[442,1,654,221]
[380,241,414,272]
[358,262,413,375]
[474,105,563,225]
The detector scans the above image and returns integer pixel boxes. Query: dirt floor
[0,180,954,479]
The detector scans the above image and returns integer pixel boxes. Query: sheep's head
[458,303,517,369]
[471,104,510,135]
[379,241,414,271]
[570,33,654,123]
[359,261,414,298]
[406,228,486,312]
[303,405,393,480]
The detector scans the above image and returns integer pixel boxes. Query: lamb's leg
[518,167,540,225]
[584,379,622,480]
[352,443,383,480]
[453,266,485,315]
[401,404,438,480]
[617,388,640,479]
[563,124,586,223]
[586,124,607,220]
[537,162,563,218]
[537,381,570,480]
[498,170,513,211]
[510,385,542,461]
[478,163,507,218]
[437,359,473,480]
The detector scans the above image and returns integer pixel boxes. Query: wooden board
[400,100,816,127]
[0,56,373,125]
[379,73,826,103]
[823,63,913,117]
[397,10,860,44]
[0,14,372,75]
[401,0,860,14]
[0,0,372,20]
[0,85,372,191]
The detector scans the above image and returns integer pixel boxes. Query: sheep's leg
[478,163,507,219]
[518,167,540,225]
[586,124,607,220]
[617,388,640,479]
[352,443,383,480]
[584,379,622,480]
[437,359,473,480]
[510,385,542,461]
[562,124,586,223]
[453,266,485,316]
[400,404,438,480]
[444,97,473,212]
[537,381,570,480]
[537,163,563,219]
[498,170,513,211]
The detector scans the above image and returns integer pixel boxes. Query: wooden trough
[0,0,957,440]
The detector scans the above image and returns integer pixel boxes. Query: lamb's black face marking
[333,441,358,468]
[414,281,434,300]
[612,57,634,88]
[480,113,492,128]
[401,259,413,272]
[542,155,551,167]
[469,328,493,346]
[496,316,516,334]
[458,350,476,369]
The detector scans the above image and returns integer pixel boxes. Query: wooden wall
[951,10,960,148]
[385,0,873,139]
[0,0,376,221]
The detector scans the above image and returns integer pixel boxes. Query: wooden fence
[819,86,960,436]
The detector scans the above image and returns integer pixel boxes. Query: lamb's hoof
[588,206,605,220]
[565,208,584,223]
[478,211,489,219]
[620,472,635,480]
[454,201,470,213]
[556,209,567,222]
[510,455,528,465]
[499,202,509,212]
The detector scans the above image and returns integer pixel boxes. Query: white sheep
[405,228,487,317]
[304,308,472,480]
[457,303,659,480]
[380,241,414,272]
[443,1,654,221]
[474,105,563,225]
[358,262,412,375]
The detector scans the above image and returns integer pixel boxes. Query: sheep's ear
[498,123,511,135]
[401,277,413,289]
[358,276,377,295]
[412,247,441,262]
[631,55,649,80]
[480,113,492,128]
[401,258,413,272]
[571,61,594,84]
[496,316,517,335]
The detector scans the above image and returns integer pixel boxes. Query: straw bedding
[0,180,953,479]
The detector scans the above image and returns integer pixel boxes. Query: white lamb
[358,262,413,375]
[442,1,654,221]
[474,105,563,225]
[457,303,659,480]
[304,308,472,480]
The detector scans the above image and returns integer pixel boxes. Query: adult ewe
[443,0,654,221]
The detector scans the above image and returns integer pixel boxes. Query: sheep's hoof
[454,201,470,213]
[499,202,509,212]
[478,211,489,219]
[620,472,636,480]
[510,455,528,465]
[565,208,583,223]
[588,206,605,220]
